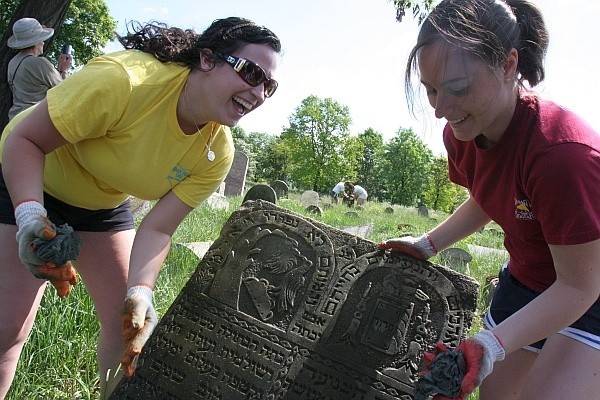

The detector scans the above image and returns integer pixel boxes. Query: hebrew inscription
[110,200,479,399]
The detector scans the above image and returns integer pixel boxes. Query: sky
[102,0,600,155]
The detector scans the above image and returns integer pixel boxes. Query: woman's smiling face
[418,39,513,145]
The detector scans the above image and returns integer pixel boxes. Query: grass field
[6,193,505,399]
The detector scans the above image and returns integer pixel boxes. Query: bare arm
[428,196,491,251]
[126,191,194,289]
[2,99,69,206]
[492,238,600,353]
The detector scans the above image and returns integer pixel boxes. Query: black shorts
[485,267,600,351]
[0,167,134,232]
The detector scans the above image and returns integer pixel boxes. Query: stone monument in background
[270,180,289,199]
[242,184,277,204]
[110,200,479,400]
[223,151,249,197]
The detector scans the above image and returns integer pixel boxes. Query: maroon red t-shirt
[445,92,600,292]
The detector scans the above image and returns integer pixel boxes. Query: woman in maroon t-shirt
[379,0,600,399]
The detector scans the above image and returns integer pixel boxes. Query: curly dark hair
[117,17,281,70]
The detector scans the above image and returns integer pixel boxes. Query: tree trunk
[0,0,72,134]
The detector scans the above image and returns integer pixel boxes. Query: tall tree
[355,128,385,201]
[379,127,433,206]
[245,131,278,183]
[258,136,292,184]
[282,95,352,192]
[421,155,467,212]
[0,0,115,132]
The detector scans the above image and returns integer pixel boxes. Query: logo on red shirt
[515,198,535,220]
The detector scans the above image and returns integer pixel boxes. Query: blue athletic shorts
[0,167,134,232]
[485,266,600,352]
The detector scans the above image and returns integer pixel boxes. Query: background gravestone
[110,200,479,400]
[223,151,249,197]
[439,248,473,275]
[242,184,277,204]
[129,196,151,221]
[299,190,320,207]
[270,180,289,199]
[305,204,323,216]
[204,192,229,210]
[342,223,373,239]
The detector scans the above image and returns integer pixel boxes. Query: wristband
[473,330,505,361]
[126,285,154,303]
[424,233,438,254]
[15,200,47,226]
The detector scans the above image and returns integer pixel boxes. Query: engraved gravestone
[439,247,473,275]
[270,180,289,199]
[223,151,249,197]
[109,200,479,400]
[299,190,320,207]
[305,204,322,216]
[243,184,278,204]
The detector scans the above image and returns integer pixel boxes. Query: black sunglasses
[214,52,278,98]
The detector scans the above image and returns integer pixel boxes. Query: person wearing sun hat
[6,17,72,120]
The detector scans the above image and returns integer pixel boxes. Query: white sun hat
[7,18,54,49]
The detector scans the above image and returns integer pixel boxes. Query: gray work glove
[15,200,80,297]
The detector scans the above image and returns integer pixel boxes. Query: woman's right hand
[121,285,157,377]
[378,234,438,260]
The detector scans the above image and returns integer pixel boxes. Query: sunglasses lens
[264,80,278,97]
[241,62,265,87]
[221,53,277,97]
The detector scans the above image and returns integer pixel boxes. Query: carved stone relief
[110,200,478,399]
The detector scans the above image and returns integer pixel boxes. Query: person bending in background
[348,182,368,206]
[0,17,281,398]
[7,17,72,121]
[343,181,368,206]
[331,181,351,204]
[379,0,600,399]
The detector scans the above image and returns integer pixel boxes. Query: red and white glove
[121,285,157,377]
[378,233,438,260]
[415,330,505,400]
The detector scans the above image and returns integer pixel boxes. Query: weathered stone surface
[341,223,373,239]
[110,200,479,400]
[243,184,277,204]
[305,204,323,216]
[223,151,249,197]
[205,192,229,210]
[270,180,289,199]
[439,248,473,275]
[299,190,320,207]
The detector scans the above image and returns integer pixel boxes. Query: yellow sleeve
[46,57,132,143]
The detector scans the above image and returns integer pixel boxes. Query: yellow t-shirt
[1,50,234,210]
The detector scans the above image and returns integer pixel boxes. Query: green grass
[6,194,504,399]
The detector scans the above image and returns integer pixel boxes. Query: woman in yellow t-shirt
[0,17,281,398]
